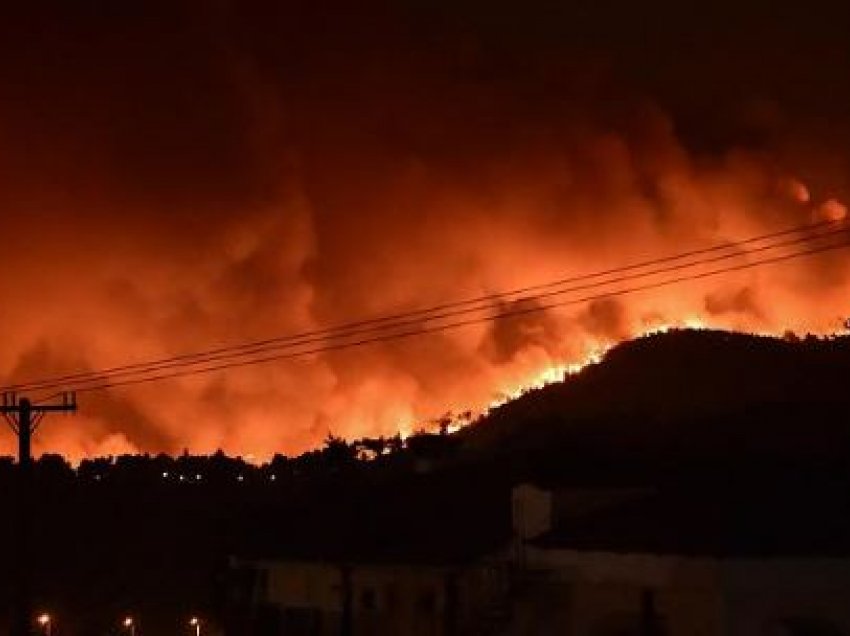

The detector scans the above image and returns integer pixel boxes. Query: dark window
[417,588,437,614]
[256,603,282,636]
[386,584,399,612]
[592,613,669,636]
[282,607,323,636]
[361,587,378,611]
[259,569,269,600]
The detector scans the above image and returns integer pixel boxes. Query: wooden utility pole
[1,393,77,636]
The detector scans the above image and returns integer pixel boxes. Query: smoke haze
[1,1,849,459]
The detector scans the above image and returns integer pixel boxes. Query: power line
[17,224,850,394]
[5,220,840,392]
[7,220,847,394]
[33,236,850,396]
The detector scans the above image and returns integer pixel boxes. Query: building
[507,482,850,636]
[229,556,509,636]
[229,479,850,635]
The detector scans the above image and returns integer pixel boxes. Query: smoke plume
[1,2,849,459]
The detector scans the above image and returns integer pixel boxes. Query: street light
[37,614,52,636]
[189,616,201,636]
[123,616,136,636]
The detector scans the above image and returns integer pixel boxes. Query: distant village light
[37,613,51,636]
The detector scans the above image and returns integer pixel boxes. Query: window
[385,583,399,612]
[417,588,438,614]
[360,587,378,611]
[282,607,323,636]
[260,570,269,595]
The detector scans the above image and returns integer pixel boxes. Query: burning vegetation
[0,3,849,459]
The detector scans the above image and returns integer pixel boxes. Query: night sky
[1,1,849,459]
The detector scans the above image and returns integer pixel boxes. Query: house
[228,556,509,636]
[507,482,850,636]
[224,476,513,636]
[228,478,850,635]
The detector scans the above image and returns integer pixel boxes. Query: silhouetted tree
[34,453,74,488]
[354,436,389,460]
[387,433,405,454]
[435,412,453,436]
[322,433,357,470]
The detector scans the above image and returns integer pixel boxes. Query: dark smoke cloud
[580,299,629,342]
[483,300,562,365]
[1,1,849,458]
[705,287,764,321]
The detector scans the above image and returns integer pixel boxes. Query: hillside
[4,329,850,633]
[460,329,850,482]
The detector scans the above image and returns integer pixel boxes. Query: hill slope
[461,329,850,481]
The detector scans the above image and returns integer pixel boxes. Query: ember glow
[485,316,708,416]
[489,347,609,411]
[1,3,850,460]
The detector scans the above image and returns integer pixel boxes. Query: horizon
[6,324,849,464]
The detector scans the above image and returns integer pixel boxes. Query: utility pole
[1,392,77,636]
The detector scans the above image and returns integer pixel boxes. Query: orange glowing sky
[1,2,849,460]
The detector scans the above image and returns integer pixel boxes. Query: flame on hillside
[2,31,850,462]
[488,349,607,411]
[479,317,710,421]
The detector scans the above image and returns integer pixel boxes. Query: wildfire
[641,315,707,335]
[818,199,849,223]
[3,69,849,463]
[486,344,609,413]
[484,316,713,414]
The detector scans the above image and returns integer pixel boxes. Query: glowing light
[478,321,711,423]
[641,313,707,336]
[486,345,609,413]
[6,189,850,462]
[787,178,811,203]
[445,420,465,435]
[37,614,51,636]
[819,198,848,222]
